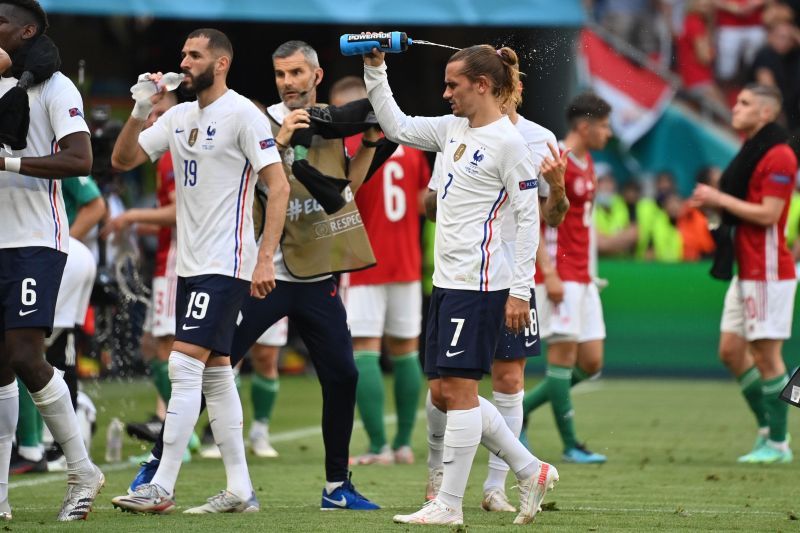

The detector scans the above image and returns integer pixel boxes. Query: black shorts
[424,287,508,380]
[495,288,541,360]
[0,247,67,338]
[174,274,250,355]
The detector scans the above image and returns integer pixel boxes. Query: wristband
[4,157,21,173]
[361,138,381,148]
[132,99,153,121]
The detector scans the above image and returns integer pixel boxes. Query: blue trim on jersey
[478,188,507,292]
[441,172,454,199]
[47,138,61,251]
[233,161,250,278]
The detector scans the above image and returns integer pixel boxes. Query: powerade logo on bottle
[347,32,392,46]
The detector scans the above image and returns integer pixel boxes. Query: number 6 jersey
[138,90,281,280]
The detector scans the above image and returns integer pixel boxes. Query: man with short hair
[121,39,382,511]
[692,83,797,463]
[522,93,613,465]
[0,0,104,521]
[109,28,290,513]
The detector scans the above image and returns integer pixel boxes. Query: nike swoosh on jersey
[182,324,200,331]
[175,128,185,134]
[525,339,538,348]
[322,495,347,507]
[18,309,37,317]
[445,350,465,358]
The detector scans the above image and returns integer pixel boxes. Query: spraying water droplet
[413,40,461,52]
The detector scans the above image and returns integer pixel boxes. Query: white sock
[436,407,481,513]
[479,397,539,480]
[203,366,251,500]
[325,481,344,493]
[151,352,205,495]
[484,390,523,492]
[29,372,92,476]
[17,445,42,462]
[426,389,446,470]
[0,383,18,504]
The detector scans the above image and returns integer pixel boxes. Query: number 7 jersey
[138,90,281,280]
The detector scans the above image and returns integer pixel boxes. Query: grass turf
[5,376,799,531]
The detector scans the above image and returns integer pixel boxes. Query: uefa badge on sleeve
[780,367,800,408]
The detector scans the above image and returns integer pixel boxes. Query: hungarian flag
[578,29,674,146]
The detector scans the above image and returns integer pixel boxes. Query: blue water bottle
[340,31,412,56]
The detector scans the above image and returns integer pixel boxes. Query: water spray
[339,31,460,56]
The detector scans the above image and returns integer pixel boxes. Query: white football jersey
[139,89,280,280]
[366,63,539,300]
[0,73,89,252]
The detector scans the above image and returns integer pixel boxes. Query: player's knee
[718,342,741,369]
[580,359,603,376]
[5,331,44,373]
[491,370,522,394]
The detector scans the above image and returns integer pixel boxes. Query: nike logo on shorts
[445,349,465,357]
[525,339,538,348]
[18,309,37,317]
[182,324,200,331]
[322,495,347,507]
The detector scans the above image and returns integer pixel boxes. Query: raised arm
[363,51,446,153]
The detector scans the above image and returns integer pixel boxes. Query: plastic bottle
[130,72,184,100]
[339,32,412,56]
[105,417,124,463]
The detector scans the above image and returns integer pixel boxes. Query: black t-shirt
[750,45,800,129]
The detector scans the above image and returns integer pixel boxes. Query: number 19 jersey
[138,90,281,281]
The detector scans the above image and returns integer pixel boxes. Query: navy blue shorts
[424,287,508,380]
[174,274,250,355]
[495,288,541,360]
[0,247,67,338]
[230,278,353,372]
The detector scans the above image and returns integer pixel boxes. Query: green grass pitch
[5,376,799,531]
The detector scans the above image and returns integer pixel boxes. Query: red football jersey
[716,0,763,26]
[154,151,176,277]
[535,148,595,284]
[346,135,430,285]
[736,144,797,281]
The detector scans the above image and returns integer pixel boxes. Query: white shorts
[720,277,796,341]
[535,281,606,344]
[715,25,766,80]
[149,275,178,338]
[53,238,96,329]
[344,281,422,339]
[256,316,289,347]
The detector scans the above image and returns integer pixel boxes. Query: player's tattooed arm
[346,128,381,193]
[540,142,570,227]
[536,227,564,304]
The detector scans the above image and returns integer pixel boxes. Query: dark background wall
[47,16,579,137]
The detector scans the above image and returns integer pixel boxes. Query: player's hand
[250,259,276,299]
[363,47,386,67]
[544,271,564,304]
[100,213,130,240]
[690,183,723,209]
[540,142,569,190]
[505,295,531,334]
[276,109,311,147]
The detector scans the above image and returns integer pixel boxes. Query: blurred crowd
[588,0,800,135]
[592,162,800,262]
